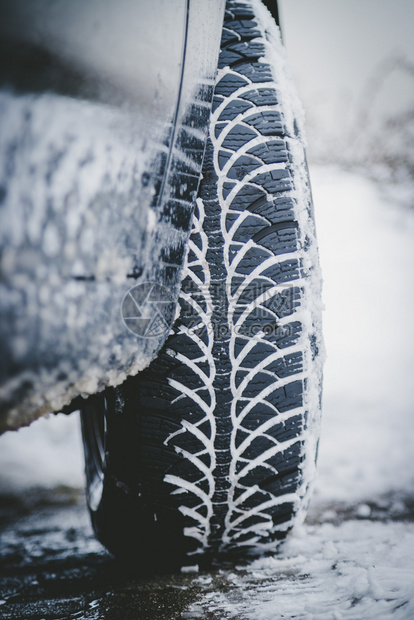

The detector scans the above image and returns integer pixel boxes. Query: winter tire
[81,0,323,567]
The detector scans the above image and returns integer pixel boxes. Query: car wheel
[81,0,323,568]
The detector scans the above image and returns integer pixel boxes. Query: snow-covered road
[1,165,413,619]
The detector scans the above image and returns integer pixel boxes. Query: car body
[0,0,226,431]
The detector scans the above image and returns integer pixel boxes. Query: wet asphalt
[0,488,206,620]
[1,487,413,620]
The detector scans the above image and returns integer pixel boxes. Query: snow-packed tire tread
[90,0,322,563]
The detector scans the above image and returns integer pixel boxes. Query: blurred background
[280,0,414,194]
[0,0,413,510]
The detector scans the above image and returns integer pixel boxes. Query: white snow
[195,520,414,619]
[234,526,411,617]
